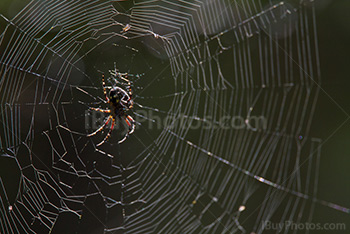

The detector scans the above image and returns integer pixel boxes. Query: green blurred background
[309,0,350,229]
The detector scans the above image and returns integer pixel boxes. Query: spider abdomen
[109,87,132,117]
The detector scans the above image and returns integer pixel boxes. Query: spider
[87,73,135,146]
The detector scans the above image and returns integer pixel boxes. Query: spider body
[109,87,133,117]
[87,74,135,146]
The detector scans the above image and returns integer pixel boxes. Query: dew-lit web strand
[128,113,260,232]
[0,0,136,136]
[153,2,287,64]
[123,135,234,233]
[229,6,329,221]
[127,113,258,233]
[173,61,334,233]
[0,14,92,92]
[166,129,349,214]
[136,89,312,203]
[126,90,320,232]
[0,0,120,104]
[124,0,346,231]
[0,1,133,232]
[0,152,108,233]
[0,0,348,234]
[50,84,154,231]
[5,132,112,227]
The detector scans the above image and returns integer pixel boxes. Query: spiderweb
[0,0,348,233]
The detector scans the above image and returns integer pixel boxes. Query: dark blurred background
[308,0,350,229]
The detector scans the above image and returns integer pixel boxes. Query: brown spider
[87,73,135,146]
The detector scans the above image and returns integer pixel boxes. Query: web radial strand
[0,0,348,234]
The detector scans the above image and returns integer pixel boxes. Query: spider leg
[87,115,112,137]
[117,115,135,144]
[124,115,135,134]
[96,118,115,146]
[102,74,109,102]
[123,75,133,109]
[120,75,133,98]
[90,107,111,113]
[125,115,135,135]
[118,135,128,144]
[128,99,134,109]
